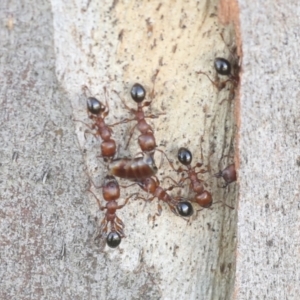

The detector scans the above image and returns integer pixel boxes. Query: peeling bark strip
[0,0,240,299]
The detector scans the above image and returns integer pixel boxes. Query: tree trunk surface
[0,0,296,299]
[235,0,300,299]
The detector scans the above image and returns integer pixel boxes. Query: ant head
[214,57,231,76]
[103,175,120,201]
[106,232,121,248]
[87,97,106,115]
[177,201,194,217]
[178,147,192,166]
[131,83,146,103]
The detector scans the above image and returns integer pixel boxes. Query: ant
[171,148,234,210]
[88,175,138,248]
[136,176,194,217]
[80,86,117,161]
[214,164,237,187]
[196,57,239,91]
[196,34,240,100]
[174,147,213,208]
[113,72,168,159]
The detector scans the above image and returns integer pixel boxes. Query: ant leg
[177,176,191,187]
[144,112,166,118]
[73,119,94,130]
[195,208,205,217]
[115,225,125,238]
[86,173,103,189]
[119,182,136,189]
[167,203,178,216]
[134,151,144,158]
[99,219,108,236]
[117,193,139,209]
[73,119,102,141]
[162,175,188,190]
[156,203,163,216]
[141,100,153,108]
[82,85,92,96]
[139,194,155,203]
[84,165,104,190]
[112,90,136,114]
[219,80,236,105]
[195,169,209,176]
[155,149,179,172]
[102,86,110,119]
[111,219,126,237]
[212,200,234,210]
[87,188,106,210]
[115,216,125,229]
[125,123,139,149]
[109,117,136,127]
[192,162,204,172]
[196,71,220,89]
[196,71,230,91]
[149,69,160,100]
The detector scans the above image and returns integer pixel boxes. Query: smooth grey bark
[235,0,300,298]
[0,0,239,299]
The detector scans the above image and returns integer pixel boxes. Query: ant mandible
[89,175,138,248]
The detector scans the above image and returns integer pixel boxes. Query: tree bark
[234,0,300,299]
[0,0,241,299]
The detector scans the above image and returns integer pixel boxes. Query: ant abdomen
[214,57,231,76]
[131,83,146,103]
[106,231,122,248]
[109,154,158,180]
[195,191,212,208]
[138,133,156,152]
[87,97,106,114]
[177,202,194,217]
[101,140,117,158]
[215,164,237,187]
[178,147,192,165]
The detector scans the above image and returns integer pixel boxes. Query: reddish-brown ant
[79,86,117,161]
[196,57,239,92]
[174,147,213,208]
[214,164,237,187]
[87,94,117,161]
[136,176,193,217]
[196,35,239,101]
[113,72,169,159]
[89,175,138,248]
